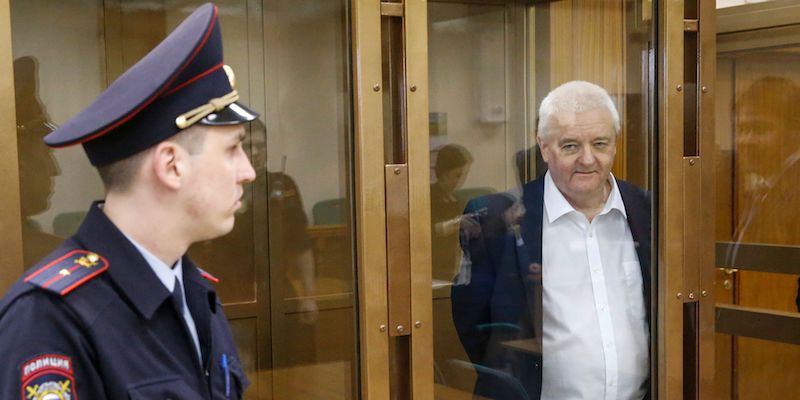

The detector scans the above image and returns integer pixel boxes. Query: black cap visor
[200,101,259,126]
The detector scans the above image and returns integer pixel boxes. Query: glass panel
[715,3,800,398]
[11,1,358,399]
[428,1,655,399]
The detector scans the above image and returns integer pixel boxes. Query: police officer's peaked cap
[43,3,258,166]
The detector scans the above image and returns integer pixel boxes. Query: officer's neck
[103,192,188,267]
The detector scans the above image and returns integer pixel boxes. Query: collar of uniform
[122,222,216,311]
[181,256,218,314]
[124,232,181,292]
[543,171,627,223]
[73,201,171,319]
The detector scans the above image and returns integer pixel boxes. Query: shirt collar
[125,234,184,292]
[604,174,627,218]
[543,171,627,223]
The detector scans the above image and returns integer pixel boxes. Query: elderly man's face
[537,108,616,206]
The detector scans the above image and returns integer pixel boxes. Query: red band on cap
[162,62,224,98]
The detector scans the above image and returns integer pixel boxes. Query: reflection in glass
[14,56,62,267]
[715,35,800,397]
[429,2,654,399]
[430,144,474,283]
[12,0,106,264]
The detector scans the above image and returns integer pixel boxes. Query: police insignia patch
[20,354,75,400]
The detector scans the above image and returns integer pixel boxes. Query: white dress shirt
[540,171,649,400]
[126,236,203,362]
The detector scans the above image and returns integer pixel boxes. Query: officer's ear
[150,140,189,190]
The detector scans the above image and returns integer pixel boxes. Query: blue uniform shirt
[0,202,248,399]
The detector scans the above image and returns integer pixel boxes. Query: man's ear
[151,141,186,190]
[536,135,549,163]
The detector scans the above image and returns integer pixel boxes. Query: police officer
[0,3,256,399]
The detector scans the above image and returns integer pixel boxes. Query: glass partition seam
[344,1,362,397]
[649,2,660,399]
[0,0,22,293]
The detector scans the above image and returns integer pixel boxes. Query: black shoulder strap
[23,242,109,296]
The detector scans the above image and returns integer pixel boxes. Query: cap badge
[175,89,240,129]
[223,64,236,89]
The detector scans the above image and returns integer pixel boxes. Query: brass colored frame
[716,304,800,345]
[352,1,391,398]
[659,0,716,398]
[0,0,23,294]
[385,164,411,337]
[404,0,434,397]
[698,1,717,397]
[716,242,800,275]
[657,1,687,398]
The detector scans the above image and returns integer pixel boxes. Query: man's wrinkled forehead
[554,107,613,126]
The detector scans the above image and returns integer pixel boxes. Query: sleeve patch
[20,354,76,400]
[25,250,109,296]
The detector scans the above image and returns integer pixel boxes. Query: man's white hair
[537,80,620,139]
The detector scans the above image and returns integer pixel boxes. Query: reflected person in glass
[722,77,800,314]
[452,81,652,400]
[14,56,63,266]
[431,143,474,283]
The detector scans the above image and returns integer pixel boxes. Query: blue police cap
[43,3,258,166]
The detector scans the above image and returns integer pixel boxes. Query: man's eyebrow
[557,137,577,144]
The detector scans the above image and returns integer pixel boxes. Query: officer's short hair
[98,125,207,193]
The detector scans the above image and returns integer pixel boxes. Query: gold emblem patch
[74,252,99,268]
[25,380,71,400]
[20,354,74,400]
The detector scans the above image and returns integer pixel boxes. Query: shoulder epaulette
[24,250,109,296]
[198,268,219,283]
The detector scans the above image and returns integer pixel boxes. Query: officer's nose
[238,149,256,184]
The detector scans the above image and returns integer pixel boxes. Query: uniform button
[205,370,210,377]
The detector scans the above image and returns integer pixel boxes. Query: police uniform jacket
[0,202,249,399]
[451,177,651,400]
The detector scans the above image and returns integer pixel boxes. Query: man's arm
[0,291,106,400]
[450,197,503,365]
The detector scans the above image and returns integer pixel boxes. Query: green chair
[312,198,346,225]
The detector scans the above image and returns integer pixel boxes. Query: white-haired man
[452,80,651,400]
